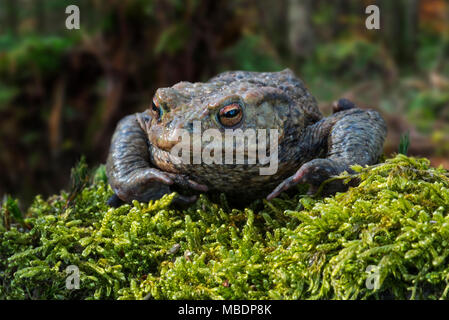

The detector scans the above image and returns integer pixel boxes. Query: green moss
[1,155,449,300]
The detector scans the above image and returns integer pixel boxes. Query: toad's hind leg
[267,106,387,200]
[106,113,174,206]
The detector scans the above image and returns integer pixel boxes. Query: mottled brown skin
[106,69,387,207]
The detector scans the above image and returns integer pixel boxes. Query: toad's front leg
[106,112,207,207]
[267,101,387,200]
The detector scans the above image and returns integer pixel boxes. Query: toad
[106,69,387,206]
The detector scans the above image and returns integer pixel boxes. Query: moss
[1,155,449,300]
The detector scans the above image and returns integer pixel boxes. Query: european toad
[106,69,387,206]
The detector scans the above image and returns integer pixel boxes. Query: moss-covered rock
[1,155,449,300]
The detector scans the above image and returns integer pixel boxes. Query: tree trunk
[288,0,315,58]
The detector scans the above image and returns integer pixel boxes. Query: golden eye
[218,103,243,127]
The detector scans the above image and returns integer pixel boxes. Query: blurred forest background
[0,0,449,207]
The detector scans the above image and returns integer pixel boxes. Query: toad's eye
[218,103,243,127]
[151,100,162,120]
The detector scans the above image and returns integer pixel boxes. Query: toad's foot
[107,170,208,207]
[266,159,349,200]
